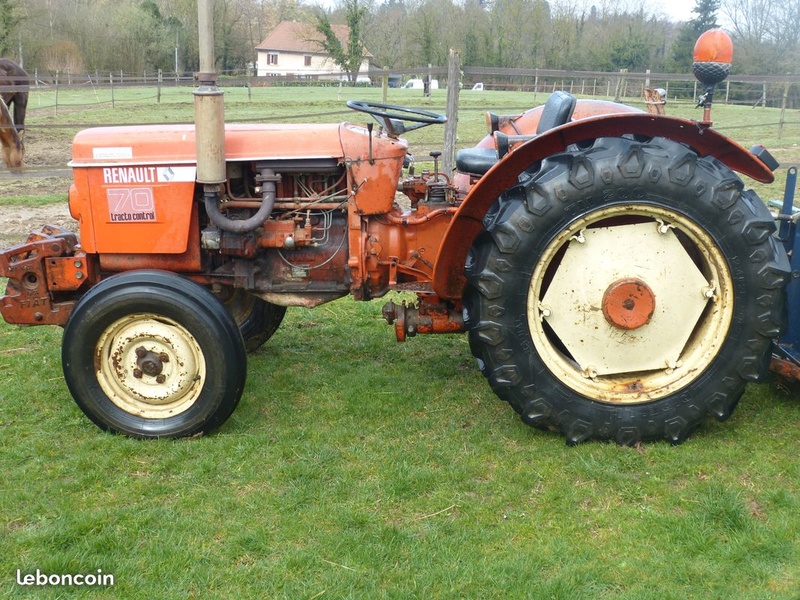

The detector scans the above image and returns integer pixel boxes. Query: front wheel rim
[94,313,206,418]
[527,203,734,404]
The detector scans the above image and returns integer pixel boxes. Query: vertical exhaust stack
[194,0,226,185]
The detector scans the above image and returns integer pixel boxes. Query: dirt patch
[0,126,74,196]
[0,174,72,199]
[0,203,77,245]
[4,126,74,175]
[0,128,76,244]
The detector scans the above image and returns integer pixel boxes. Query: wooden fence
[8,63,799,111]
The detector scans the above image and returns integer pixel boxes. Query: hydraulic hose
[204,168,277,233]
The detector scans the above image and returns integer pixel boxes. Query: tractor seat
[455,91,577,176]
[455,147,498,176]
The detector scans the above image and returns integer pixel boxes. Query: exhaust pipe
[194,0,274,232]
[194,0,225,185]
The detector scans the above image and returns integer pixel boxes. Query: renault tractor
[2,30,797,445]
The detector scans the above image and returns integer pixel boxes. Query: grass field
[1,85,800,599]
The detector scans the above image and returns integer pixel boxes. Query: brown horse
[0,59,26,169]
[0,97,22,169]
[0,58,29,132]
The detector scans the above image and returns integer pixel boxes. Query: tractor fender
[432,112,775,300]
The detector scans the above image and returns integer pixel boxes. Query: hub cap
[95,313,206,418]
[527,205,733,404]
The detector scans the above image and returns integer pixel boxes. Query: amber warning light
[692,29,733,124]
[692,29,733,86]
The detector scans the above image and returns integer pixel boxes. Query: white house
[255,21,371,79]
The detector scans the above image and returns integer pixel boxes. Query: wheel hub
[95,314,206,418]
[135,346,166,377]
[537,222,712,375]
[528,207,734,403]
[602,278,655,330]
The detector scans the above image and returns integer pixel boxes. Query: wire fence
[4,65,799,176]
[10,64,800,109]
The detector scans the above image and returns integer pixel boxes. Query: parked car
[403,78,439,90]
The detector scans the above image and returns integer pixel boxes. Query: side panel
[98,206,202,272]
[433,113,776,300]
[70,165,196,254]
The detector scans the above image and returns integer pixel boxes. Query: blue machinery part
[772,166,800,378]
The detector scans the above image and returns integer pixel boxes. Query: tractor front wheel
[463,137,788,444]
[62,270,247,438]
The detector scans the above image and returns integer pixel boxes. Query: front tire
[463,137,789,445]
[62,270,247,438]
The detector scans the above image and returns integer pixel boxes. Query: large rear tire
[214,287,286,352]
[463,137,789,445]
[62,270,247,438]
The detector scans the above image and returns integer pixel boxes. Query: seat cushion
[455,147,497,176]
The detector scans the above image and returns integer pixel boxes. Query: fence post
[614,69,627,102]
[762,82,767,108]
[382,68,388,104]
[425,63,433,97]
[158,69,162,103]
[110,72,115,108]
[54,71,59,116]
[443,49,461,176]
[779,82,790,139]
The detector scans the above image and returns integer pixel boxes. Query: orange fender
[433,113,775,300]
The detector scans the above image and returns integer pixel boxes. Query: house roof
[256,21,345,53]
[255,21,371,57]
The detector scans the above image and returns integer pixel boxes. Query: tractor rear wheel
[215,287,286,352]
[62,270,247,438]
[463,136,788,444]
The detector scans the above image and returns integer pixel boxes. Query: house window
[304,55,312,67]
[267,52,278,65]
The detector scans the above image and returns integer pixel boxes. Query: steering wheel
[346,100,446,137]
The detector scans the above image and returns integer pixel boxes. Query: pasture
[1,84,799,598]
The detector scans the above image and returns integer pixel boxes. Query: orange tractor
[1,31,794,443]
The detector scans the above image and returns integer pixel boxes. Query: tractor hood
[69,123,353,166]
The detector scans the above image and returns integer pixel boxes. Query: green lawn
[2,300,799,598]
[1,85,800,598]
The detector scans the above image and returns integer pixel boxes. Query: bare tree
[723,0,799,73]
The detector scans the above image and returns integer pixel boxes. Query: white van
[403,78,439,90]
